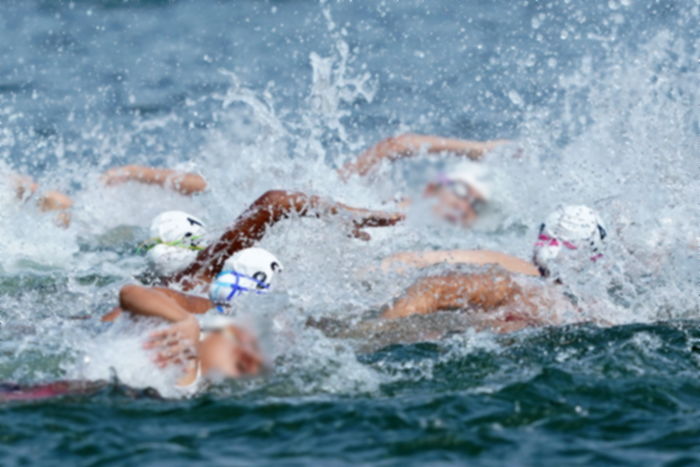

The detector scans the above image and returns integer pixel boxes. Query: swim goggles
[434,174,486,210]
[213,270,270,313]
[535,230,604,262]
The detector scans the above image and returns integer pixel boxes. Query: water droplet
[508,90,524,106]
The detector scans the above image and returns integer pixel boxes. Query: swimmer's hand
[144,315,200,369]
[348,209,405,241]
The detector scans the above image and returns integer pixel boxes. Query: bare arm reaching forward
[103,285,212,322]
[340,133,510,178]
[381,250,540,276]
[102,165,208,196]
[165,190,405,290]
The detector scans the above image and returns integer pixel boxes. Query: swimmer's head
[424,161,492,226]
[533,205,607,278]
[149,211,206,248]
[144,211,207,276]
[198,318,262,378]
[209,248,283,307]
[146,244,197,276]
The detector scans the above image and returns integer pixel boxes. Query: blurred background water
[0,0,698,465]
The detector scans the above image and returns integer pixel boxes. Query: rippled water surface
[0,0,698,465]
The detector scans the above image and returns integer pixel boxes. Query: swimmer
[6,173,73,226]
[100,267,266,390]
[6,165,207,227]
[119,284,263,387]
[340,133,513,226]
[375,205,609,334]
[2,250,272,400]
[158,190,403,290]
[141,210,209,277]
[104,247,283,322]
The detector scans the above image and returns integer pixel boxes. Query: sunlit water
[0,0,698,464]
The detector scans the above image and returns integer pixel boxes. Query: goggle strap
[137,236,205,254]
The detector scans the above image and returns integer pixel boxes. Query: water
[0,0,698,464]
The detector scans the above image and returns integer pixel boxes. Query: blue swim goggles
[211,270,270,314]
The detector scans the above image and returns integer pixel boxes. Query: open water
[0,0,698,465]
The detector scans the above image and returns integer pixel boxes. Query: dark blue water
[0,0,698,465]
[3,324,700,465]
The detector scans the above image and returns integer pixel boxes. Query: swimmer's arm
[37,190,73,213]
[9,174,72,227]
[382,250,540,276]
[117,285,202,373]
[103,286,211,322]
[381,272,527,319]
[11,174,38,201]
[102,165,208,195]
[166,190,404,289]
[339,133,510,178]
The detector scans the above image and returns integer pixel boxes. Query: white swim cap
[146,244,198,276]
[443,161,493,201]
[144,211,207,276]
[149,211,206,248]
[209,248,283,306]
[533,205,607,277]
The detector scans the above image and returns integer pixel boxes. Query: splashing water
[0,0,698,463]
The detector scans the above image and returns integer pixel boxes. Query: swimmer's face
[202,326,262,378]
[423,181,485,226]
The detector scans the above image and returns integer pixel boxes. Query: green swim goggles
[136,235,205,254]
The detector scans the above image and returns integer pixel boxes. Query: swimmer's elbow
[257,189,288,204]
[118,284,143,310]
[376,134,418,158]
[254,189,303,213]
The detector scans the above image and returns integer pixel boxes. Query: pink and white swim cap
[533,205,607,277]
